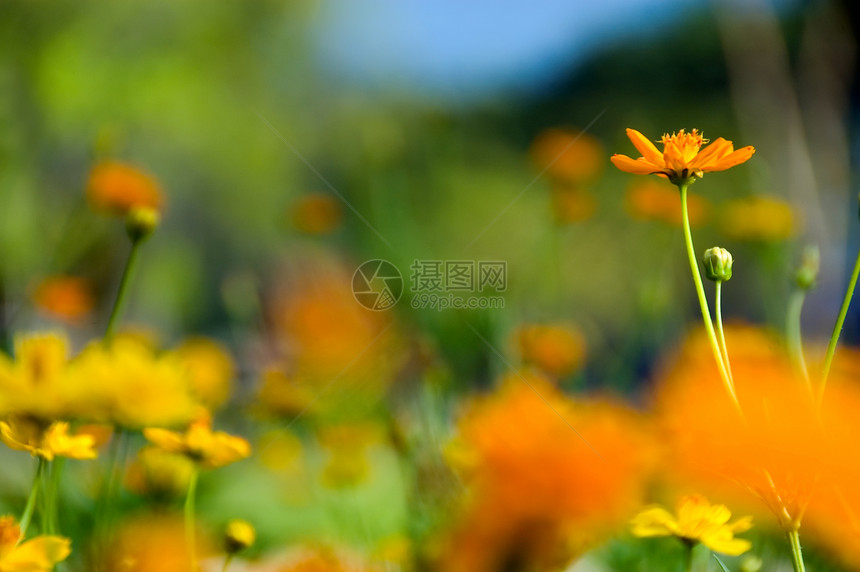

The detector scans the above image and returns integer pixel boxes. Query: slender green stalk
[788,529,807,572]
[221,555,234,572]
[104,237,143,342]
[684,542,693,572]
[714,280,733,384]
[786,289,810,388]
[185,468,200,571]
[679,185,737,405]
[820,247,860,400]
[19,457,44,538]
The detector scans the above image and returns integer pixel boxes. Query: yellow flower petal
[0,535,71,571]
[630,506,679,537]
[625,128,664,166]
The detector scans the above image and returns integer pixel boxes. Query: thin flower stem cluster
[613,127,860,571]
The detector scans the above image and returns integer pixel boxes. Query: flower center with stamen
[661,129,707,154]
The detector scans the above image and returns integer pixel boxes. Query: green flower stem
[679,184,738,406]
[221,555,234,572]
[684,542,693,572]
[104,236,143,342]
[787,289,810,388]
[820,246,860,400]
[19,457,44,538]
[788,529,807,572]
[714,280,733,384]
[185,468,200,571]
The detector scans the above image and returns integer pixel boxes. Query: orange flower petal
[689,137,732,170]
[625,128,664,166]
[709,146,755,172]
[610,155,662,175]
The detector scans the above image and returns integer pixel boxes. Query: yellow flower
[0,334,83,421]
[69,337,200,429]
[720,195,797,242]
[224,519,255,554]
[125,445,195,498]
[631,495,753,556]
[0,417,97,461]
[144,414,251,469]
[173,338,235,410]
[611,128,755,185]
[0,516,70,572]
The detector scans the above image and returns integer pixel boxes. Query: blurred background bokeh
[1,0,860,569]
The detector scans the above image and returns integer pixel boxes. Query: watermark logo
[352,259,404,310]
[352,259,506,311]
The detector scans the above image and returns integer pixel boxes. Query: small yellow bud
[125,206,160,242]
[224,519,255,554]
[795,245,819,291]
[703,247,733,282]
[739,554,763,572]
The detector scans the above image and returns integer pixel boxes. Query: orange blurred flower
[549,186,597,224]
[32,276,94,324]
[86,161,164,215]
[612,128,754,185]
[0,515,70,572]
[440,376,654,571]
[105,515,210,572]
[625,179,710,227]
[720,195,798,242]
[291,194,343,235]
[654,324,860,541]
[514,324,586,379]
[530,129,605,183]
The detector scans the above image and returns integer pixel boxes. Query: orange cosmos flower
[530,128,605,183]
[514,323,586,379]
[625,179,710,227]
[86,161,164,216]
[32,276,94,324]
[611,128,754,185]
[654,324,860,539]
[440,376,654,571]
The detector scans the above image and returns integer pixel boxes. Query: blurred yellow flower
[144,414,250,469]
[631,495,753,556]
[515,323,586,379]
[174,337,235,410]
[32,276,94,324]
[224,519,255,554]
[86,161,164,216]
[256,369,317,418]
[530,128,605,183]
[0,417,96,461]
[625,179,710,227]
[105,515,209,572]
[125,445,195,498]
[720,195,797,242]
[612,128,754,185]
[70,337,200,429]
[0,333,79,420]
[291,193,343,235]
[317,422,381,488]
[0,515,70,572]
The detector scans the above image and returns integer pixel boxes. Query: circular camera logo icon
[352,259,403,311]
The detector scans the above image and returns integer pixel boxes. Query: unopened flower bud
[739,555,763,572]
[125,206,160,242]
[224,519,255,554]
[795,245,819,291]
[703,247,733,282]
